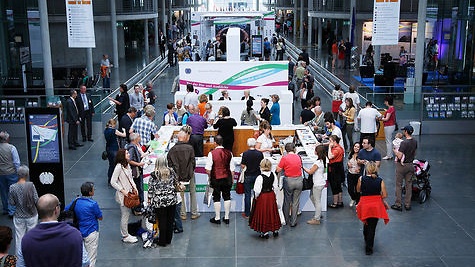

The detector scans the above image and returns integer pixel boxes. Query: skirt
[249,191,281,233]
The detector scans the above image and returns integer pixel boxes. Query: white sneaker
[122,235,138,243]
[349,200,355,207]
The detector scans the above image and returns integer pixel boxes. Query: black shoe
[273,231,279,237]
[88,138,94,142]
[391,204,403,211]
[365,247,373,255]
[209,218,221,224]
[259,233,269,239]
[328,203,339,209]
[75,143,84,147]
[69,147,77,150]
[173,229,183,233]
[82,137,87,142]
[337,202,344,208]
[223,218,230,224]
[404,205,411,211]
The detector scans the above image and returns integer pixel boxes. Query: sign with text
[372,0,401,45]
[66,0,96,48]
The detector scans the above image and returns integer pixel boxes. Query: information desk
[141,125,327,212]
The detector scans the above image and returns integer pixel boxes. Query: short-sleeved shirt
[358,148,382,174]
[358,107,381,133]
[256,134,273,157]
[241,149,264,176]
[383,106,396,127]
[66,197,102,238]
[399,138,417,163]
[278,153,302,177]
[300,109,315,124]
[312,159,327,186]
[131,116,158,145]
[329,144,344,164]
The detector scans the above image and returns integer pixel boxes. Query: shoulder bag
[300,156,314,191]
[121,168,140,208]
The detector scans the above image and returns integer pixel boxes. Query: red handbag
[235,182,245,194]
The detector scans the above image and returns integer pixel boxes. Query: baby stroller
[411,159,431,204]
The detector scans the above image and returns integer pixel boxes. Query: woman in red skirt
[356,161,390,255]
[249,158,282,238]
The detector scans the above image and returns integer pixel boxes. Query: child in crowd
[392,132,405,165]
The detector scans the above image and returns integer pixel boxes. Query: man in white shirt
[324,118,344,148]
[357,101,382,144]
[343,85,360,109]
[183,84,198,107]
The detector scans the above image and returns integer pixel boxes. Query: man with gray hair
[129,84,145,117]
[0,131,20,216]
[130,104,159,146]
[17,193,87,267]
[240,138,264,218]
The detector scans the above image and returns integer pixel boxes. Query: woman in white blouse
[303,145,328,225]
[255,120,274,157]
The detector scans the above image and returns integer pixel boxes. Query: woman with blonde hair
[110,149,139,243]
[148,155,180,247]
[249,158,281,238]
[104,118,126,184]
[356,161,390,255]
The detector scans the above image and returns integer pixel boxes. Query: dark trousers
[347,172,360,203]
[80,109,93,140]
[244,174,258,216]
[363,218,379,250]
[107,149,117,184]
[174,202,183,232]
[211,178,232,202]
[103,76,110,89]
[133,175,144,207]
[189,134,204,157]
[68,122,78,147]
[156,205,176,246]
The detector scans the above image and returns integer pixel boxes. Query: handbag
[235,182,245,194]
[101,150,108,160]
[58,197,80,229]
[203,184,213,207]
[121,168,141,208]
[299,156,314,191]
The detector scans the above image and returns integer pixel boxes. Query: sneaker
[191,213,201,220]
[382,156,393,160]
[349,200,355,207]
[180,214,187,220]
[306,218,321,225]
[122,235,138,243]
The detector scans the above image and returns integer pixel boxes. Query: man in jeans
[0,131,20,216]
[391,125,418,211]
[240,138,264,218]
[66,182,103,267]
[167,126,200,221]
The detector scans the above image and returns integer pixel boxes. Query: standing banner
[25,108,66,208]
[66,0,96,48]
[372,0,401,45]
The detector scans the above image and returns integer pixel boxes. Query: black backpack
[272,36,277,45]
[58,197,80,229]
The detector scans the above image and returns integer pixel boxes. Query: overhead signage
[372,0,401,45]
[66,0,96,48]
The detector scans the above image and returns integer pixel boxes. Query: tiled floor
[1,40,474,267]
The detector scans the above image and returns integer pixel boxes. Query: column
[161,0,166,37]
[110,0,119,67]
[144,19,149,63]
[374,45,381,71]
[300,0,304,40]
[38,0,54,97]
[293,0,297,39]
[307,0,313,46]
[349,0,356,44]
[86,48,93,78]
[154,0,159,57]
[414,0,427,103]
[318,18,322,55]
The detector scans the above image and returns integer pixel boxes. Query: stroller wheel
[419,190,427,204]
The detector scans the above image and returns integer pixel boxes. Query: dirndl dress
[249,173,281,233]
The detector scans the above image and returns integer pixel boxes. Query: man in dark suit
[66,89,83,150]
[76,85,95,142]
[119,107,137,148]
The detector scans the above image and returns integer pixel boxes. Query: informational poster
[28,114,60,163]
[66,0,96,48]
[251,35,262,57]
[372,0,401,45]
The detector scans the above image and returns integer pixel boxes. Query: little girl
[392,132,405,165]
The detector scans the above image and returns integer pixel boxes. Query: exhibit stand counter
[140,125,328,213]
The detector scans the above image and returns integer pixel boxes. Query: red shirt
[383,106,396,127]
[329,145,344,163]
[278,153,302,177]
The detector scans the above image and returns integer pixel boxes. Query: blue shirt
[66,197,102,238]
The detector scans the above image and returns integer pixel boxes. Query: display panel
[28,113,60,163]
[423,94,475,120]
[251,35,262,57]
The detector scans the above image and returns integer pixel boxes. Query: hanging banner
[372,0,401,45]
[66,0,96,48]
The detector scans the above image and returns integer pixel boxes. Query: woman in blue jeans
[240,138,264,218]
[104,119,126,184]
